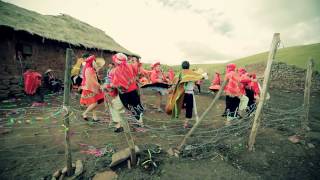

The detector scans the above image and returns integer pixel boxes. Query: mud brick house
[0,1,138,99]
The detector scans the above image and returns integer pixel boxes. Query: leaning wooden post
[248,33,281,151]
[176,80,227,152]
[63,48,73,176]
[193,95,199,122]
[121,116,137,166]
[302,58,314,131]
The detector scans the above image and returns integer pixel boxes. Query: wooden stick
[193,94,199,122]
[63,48,73,176]
[121,116,137,166]
[176,80,227,151]
[302,58,314,131]
[248,33,281,151]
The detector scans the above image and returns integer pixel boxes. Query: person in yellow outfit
[71,53,89,89]
[166,61,205,128]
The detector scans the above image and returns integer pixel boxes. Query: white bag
[239,95,249,111]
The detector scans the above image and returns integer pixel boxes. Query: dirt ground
[0,87,319,180]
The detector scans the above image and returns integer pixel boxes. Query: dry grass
[0,1,138,57]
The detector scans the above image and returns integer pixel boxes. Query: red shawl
[23,70,42,95]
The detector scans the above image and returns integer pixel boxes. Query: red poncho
[209,72,221,90]
[238,68,251,95]
[224,64,242,96]
[150,69,167,84]
[23,70,42,95]
[111,60,139,93]
[167,69,175,82]
[250,74,260,98]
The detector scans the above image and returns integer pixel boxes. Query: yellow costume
[165,69,203,118]
[71,58,84,77]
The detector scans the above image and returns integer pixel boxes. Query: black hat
[82,53,90,59]
[182,61,190,69]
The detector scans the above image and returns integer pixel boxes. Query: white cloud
[4,0,320,65]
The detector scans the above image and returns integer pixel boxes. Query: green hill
[172,43,320,75]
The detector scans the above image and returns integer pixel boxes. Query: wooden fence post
[248,33,281,151]
[63,48,73,176]
[121,116,137,166]
[302,58,314,131]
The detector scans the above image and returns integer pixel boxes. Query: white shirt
[184,81,194,94]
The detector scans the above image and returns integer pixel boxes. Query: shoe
[92,119,100,122]
[82,115,89,121]
[114,127,124,133]
[157,108,164,113]
[183,122,193,129]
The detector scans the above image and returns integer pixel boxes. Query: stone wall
[0,27,113,100]
[270,62,320,92]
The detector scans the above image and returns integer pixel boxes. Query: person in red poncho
[248,73,260,113]
[167,68,175,84]
[209,72,221,93]
[23,68,45,106]
[223,63,242,120]
[250,73,260,99]
[110,53,144,126]
[238,68,256,115]
[80,55,104,121]
[149,62,169,112]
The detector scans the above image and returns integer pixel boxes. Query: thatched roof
[0,1,139,57]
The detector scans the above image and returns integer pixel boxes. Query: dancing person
[71,53,89,92]
[166,61,204,128]
[150,62,169,112]
[103,65,125,133]
[209,72,221,93]
[195,79,203,93]
[80,55,104,121]
[247,73,260,114]
[110,53,144,126]
[167,68,175,84]
[223,63,242,123]
[238,68,254,113]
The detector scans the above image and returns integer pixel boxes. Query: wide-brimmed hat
[112,53,128,65]
[44,69,53,74]
[151,61,160,69]
[195,68,205,74]
[95,57,106,70]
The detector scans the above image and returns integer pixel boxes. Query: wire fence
[0,89,307,178]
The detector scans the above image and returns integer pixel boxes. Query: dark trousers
[196,84,201,93]
[71,76,82,86]
[183,93,194,119]
[225,95,240,116]
[119,90,144,120]
[245,88,255,110]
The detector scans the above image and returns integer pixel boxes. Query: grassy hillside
[171,43,320,75]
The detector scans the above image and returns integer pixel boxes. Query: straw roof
[0,1,139,57]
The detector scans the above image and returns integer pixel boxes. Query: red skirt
[80,89,104,105]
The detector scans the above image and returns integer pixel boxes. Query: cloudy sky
[4,0,320,64]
